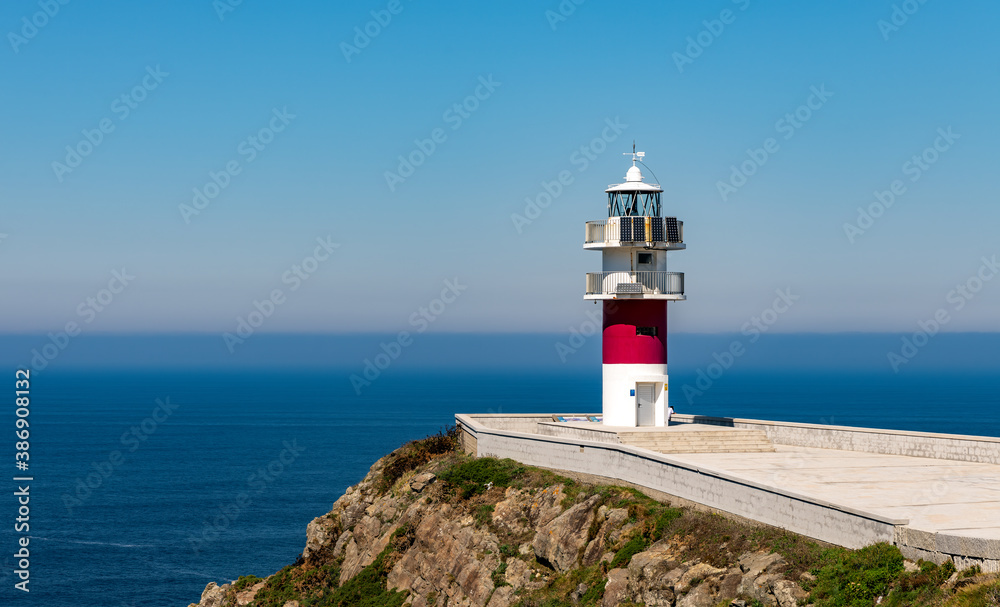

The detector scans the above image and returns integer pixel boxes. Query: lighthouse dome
[607,156,661,194]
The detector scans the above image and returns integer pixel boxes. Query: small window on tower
[636,326,657,337]
[637,253,653,265]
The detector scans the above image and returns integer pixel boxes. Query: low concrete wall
[537,421,621,444]
[672,414,1000,465]
[459,424,477,456]
[457,414,903,551]
[895,527,1000,572]
[469,414,595,436]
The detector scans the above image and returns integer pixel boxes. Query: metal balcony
[585,271,685,300]
[584,217,685,250]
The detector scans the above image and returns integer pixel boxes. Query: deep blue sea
[4,369,1000,607]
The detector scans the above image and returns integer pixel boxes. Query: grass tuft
[609,536,650,569]
[379,426,458,492]
[439,457,526,499]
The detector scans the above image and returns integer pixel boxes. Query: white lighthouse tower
[584,149,686,427]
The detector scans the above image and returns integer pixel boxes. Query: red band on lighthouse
[602,300,667,365]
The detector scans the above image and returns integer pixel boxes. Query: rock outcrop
[533,494,601,572]
[187,439,827,607]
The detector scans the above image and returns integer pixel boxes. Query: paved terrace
[672,444,1000,543]
[456,413,1000,571]
[559,419,1000,541]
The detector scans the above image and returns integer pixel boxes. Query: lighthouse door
[636,383,655,427]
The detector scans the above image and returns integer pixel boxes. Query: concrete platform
[670,445,1000,542]
[557,420,1000,541]
[456,413,1000,570]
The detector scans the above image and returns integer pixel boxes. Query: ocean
[6,368,1000,607]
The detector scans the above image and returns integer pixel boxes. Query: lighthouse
[584,149,685,427]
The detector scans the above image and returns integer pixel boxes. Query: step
[618,430,769,438]
[617,428,775,454]
[624,441,773,448]
[618,430,767,437]
[619,433,768,441]
[625,436,773,443]
[628,444,775,452]
[623,436,772,444]
[631,445,776,454]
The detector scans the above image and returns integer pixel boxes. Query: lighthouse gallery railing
[585,217,684,245]
[586,271,684,296]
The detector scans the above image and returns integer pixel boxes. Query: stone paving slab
[669,444,1000,541]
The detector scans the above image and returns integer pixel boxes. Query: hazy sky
[1,0,998,335]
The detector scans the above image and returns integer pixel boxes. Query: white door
[636,383,655,426]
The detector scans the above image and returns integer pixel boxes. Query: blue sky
[1,0,998,335]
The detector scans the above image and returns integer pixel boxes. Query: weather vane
[624,141,645,166]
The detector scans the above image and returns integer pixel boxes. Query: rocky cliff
[188,430,999,607]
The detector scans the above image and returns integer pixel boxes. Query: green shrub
[250,531,407,607]
[439,457,525,499]
[475,504,495,527]
[492,561,509,587]
[652,507,682,539]
[809,542,905,607]
[380,426,458,490]
[580,581,604,605]
[233,575,263,592]
[248,566,300,607]
[941,559,956,579]
[609,536,650,569]
[310,545,408,607]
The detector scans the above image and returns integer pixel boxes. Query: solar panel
[616,283,643,294]
[651,218,664,242]
[632,217,645,240]
[619,218,631,241]
[665,218,680,242]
